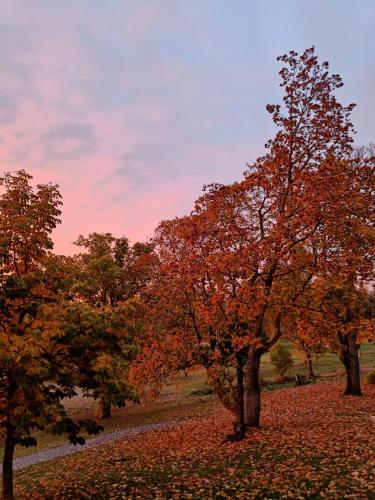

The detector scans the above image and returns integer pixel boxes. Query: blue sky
[0,1,374,253]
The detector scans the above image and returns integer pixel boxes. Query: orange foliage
[134,47,374,430]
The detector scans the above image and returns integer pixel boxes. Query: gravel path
[11,421,176,471]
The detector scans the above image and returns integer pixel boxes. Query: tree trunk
[2,423,16,500]
[243,347,261,428]
[306,353,315,380]
[98,398,112,419]
[339,332,361,396]
[233,363,245,438]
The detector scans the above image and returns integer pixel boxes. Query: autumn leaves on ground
[1,46,375,499]
[15,381,375,499]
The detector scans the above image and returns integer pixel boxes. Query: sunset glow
[1,1,374,254]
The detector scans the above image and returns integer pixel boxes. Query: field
[5,343,375,460]
[14,381,375,499]
[1,343,372,498]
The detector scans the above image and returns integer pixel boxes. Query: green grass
[261,341,375,381]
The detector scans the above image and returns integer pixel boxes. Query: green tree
[62,301,140,419]
[0,171,130,499]
[73,233,156,307]
[72,233,155,417]
[0,170,61,275]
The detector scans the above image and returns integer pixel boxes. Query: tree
[72,233,155,417]
[292,276,375,395]
[73,233,126,307]
[319,281,373,395]
[0,171,69,498]
[0,170,62,275]
[137,47,371,436]
[282,284,326,381]
[73,233,156,308]
[0,172,131,498]
[291,325,324,381]
[194,47,373,425]
[62,301,140,418]
[328,143,375,394]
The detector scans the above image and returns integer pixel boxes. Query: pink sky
[1,1,374,254]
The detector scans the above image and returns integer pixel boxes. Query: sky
[0,1,374,255]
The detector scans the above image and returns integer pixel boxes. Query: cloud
[0,1,373,254]
[42,123,95,160]
[0,94,18,124]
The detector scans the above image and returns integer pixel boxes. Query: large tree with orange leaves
[137,47,374,436]
[293,279,375,395]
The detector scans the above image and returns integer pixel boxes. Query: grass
[261,341,375,380]
[3,342,375,460]
[13,381,375,499]
[7,367,218,459]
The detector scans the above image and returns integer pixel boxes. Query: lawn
[13,381,375,499]
[260,341,375,380]
[4,343,375,460]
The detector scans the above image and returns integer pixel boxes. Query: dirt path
[11,421,176,471]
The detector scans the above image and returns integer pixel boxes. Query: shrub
[190,385,214,396]
[367,371,375,384]
[270,343,294,382]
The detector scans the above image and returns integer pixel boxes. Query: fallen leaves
[15,381,375,499]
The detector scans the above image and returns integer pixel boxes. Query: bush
[367,371,375,384]
[270,343,294,382]
[190,385,214,397]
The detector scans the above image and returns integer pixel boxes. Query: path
[11,421,176,471]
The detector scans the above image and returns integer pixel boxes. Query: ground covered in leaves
[16,382,375,499]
